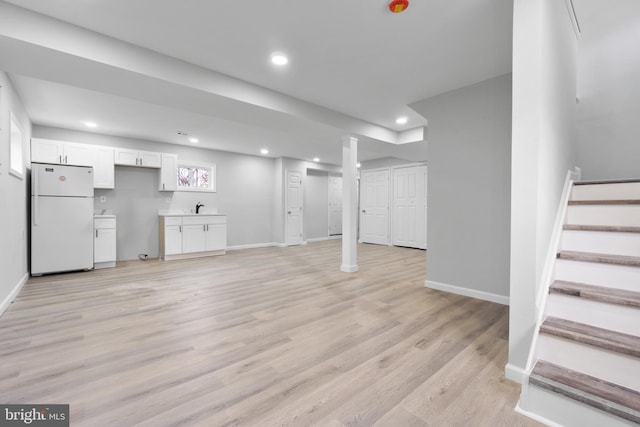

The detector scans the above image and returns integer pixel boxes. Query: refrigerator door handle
[33,167,39,226]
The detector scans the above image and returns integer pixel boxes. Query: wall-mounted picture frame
[9,111,24,179]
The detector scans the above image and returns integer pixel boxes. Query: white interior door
[360,169,389,245]
[286,170,303,246]
[392,165,427,249]
[328,175,343,235]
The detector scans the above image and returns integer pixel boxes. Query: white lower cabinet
[94,216,116,269]
[163,217,183,256]
[160,215,226,260]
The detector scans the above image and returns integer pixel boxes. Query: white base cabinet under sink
[159,214,226,260]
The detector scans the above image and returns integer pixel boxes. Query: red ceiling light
[388,0,409,13]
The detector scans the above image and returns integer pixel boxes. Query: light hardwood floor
[0,240,539,426]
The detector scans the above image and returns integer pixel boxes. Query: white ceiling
[0,0,515,165]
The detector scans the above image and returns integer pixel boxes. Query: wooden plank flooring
[0,240,538,426]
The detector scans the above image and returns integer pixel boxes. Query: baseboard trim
[0,273,29,318]
[306,237,330,243]
[226,242,280,251]
[514,400,564,427]
[424,280,509,305]
[341,264,359,273]
[505,363,527,384]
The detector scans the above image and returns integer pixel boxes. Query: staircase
[520,180,640,426]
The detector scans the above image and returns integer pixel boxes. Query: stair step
[540,317,640,358]
[550,281,640,308]
[555,258,640,292]
[530,360,640,424]
[560,230,640,258]
[564,224,640,233]
[574,179,640,186]
[568,199,640,205]
[557,250,640,267]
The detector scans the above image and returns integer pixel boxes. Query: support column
[341,135,358,272]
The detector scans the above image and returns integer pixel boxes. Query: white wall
[575,2,640,180]
[411,74,513,304]
[360,157,414,171]
[33,126,276,259]
[304,170,329,241]
[0,71,31,314]
[508,0,578,379]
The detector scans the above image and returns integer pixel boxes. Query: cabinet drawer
[163,216,183,226]
[182,215,226,226]
[94,218,116,229]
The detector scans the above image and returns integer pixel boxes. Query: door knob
[288,211,292,214]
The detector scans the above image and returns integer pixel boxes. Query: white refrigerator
[31,163,94,276]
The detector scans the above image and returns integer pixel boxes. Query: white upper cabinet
[159,153,178,192]
[92,146,116,189]
[31,138,64,164]
[114,148,161,168]
[31,138,115,189]
[64,143,96,167]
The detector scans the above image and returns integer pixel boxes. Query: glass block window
[176,162,216,192]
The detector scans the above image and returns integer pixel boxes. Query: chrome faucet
[195,202,204,214]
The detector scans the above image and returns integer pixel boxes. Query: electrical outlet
[100,196,107,203]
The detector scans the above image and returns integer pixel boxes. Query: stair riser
[571,182,640,201]
[555,259,640,292]
[560,230,640,258]
[520,382,638,427]
[535,334,640,390]
[546,294,640,336]
[566,205,640,227]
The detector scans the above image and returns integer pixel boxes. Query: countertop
[158,209,225,217]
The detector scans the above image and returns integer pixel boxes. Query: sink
[158,209,222,216]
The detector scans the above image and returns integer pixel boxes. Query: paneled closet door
[360,169,390,245]
[393,165,427,249]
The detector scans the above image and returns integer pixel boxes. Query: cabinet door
[205,224,226,251]
[94,228,116,263]
[93,146,115,189]
[139,151,162,168]
[31,138,63,164]
[64,143,95,167]
[159,154,178,191]
[114,148,139,166]
[182,224,206,253]
[165,225,183,255]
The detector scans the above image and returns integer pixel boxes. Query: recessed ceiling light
[313,157,320,162]
[84,121,97,128]
[357,163,361,168]
[260,148,269,155]
[189,138,199,143]
[395,116,408,125]
[271,53,288,66]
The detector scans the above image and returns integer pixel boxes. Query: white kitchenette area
[30,136,228,275]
